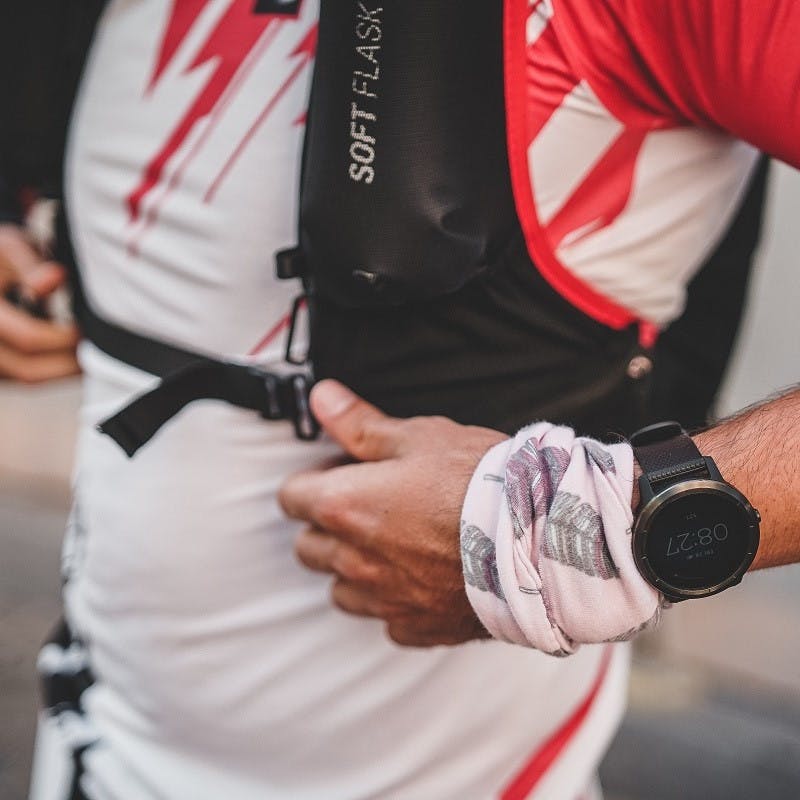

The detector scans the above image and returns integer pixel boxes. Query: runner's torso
[51,2,625,798]
[39,0,795,797]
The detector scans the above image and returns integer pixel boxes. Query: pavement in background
[601,659,800,800]
[0,475,67,800]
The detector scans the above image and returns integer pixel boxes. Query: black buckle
[251,368,319,441]
[256,370,284,420]
[285,294,309,366]
[290,373,319,440]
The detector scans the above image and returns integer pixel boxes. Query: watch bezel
[632,479,760,601]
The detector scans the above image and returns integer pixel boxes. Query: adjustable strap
[54,207,318,456]
[630,421,709,491]
[77,297,209,378]
[77,294,318,457]
[99,364,318,457]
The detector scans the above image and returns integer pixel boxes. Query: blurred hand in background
[0,223,79,382]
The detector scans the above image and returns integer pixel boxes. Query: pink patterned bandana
[461,423,664,655]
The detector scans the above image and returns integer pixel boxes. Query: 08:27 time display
[666,524,729,557]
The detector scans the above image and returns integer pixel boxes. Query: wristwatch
[630,421,760,601]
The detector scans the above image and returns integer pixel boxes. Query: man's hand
[279,380,506,647]
[0,224,79,382]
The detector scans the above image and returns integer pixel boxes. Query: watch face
[640,486,757,594]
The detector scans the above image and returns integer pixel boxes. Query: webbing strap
[56,208,318,456]
[49,191,319,456]
[78,300,209,378]
[78,299,318,456]
[630,421,709,492]
[98,360,318,457]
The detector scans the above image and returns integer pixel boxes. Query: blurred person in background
[0,2,771,800]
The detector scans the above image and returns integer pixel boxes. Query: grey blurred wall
[720,162,800,414]
[658,161,800,694]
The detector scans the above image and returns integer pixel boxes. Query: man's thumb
[310,380,399,461]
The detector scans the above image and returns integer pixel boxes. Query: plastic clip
[285,294,309,366]
[290,374,319,441]
[255,370,284,420]
[275,247,305,281]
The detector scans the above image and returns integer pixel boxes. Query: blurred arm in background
[0,222,78,382]
[0,1,103,383]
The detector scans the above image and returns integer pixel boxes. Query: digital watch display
[630,422,760,601]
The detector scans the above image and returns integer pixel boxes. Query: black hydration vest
[283,1,768,438]
[3,1,768,455]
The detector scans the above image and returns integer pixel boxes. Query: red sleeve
[552,0,800,167]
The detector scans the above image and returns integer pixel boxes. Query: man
[0,2,769,800]
[280,0,800,656]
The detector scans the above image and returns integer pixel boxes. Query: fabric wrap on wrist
[461,423,663,655]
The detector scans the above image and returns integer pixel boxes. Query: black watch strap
[630,421,709,492]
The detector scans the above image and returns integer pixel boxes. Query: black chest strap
[56,204,318,458]
[82,305,318,457]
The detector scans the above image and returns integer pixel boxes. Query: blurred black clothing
[0,1,105,213]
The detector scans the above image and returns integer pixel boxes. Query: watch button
[754,509,762,523]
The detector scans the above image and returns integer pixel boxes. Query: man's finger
[0,302,79,354]
[280,460,397,551]
[0,226,40,285]
[21,261,68,298]
[386,619,483,649]
[310,379,401,462]
[296,527,386,583]
[295,528,338,574]
[280,467,369,538]
[331,580,388,619]
[279,469,327,523]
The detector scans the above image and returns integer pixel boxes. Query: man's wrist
[631,455,642,512]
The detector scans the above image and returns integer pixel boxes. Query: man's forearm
[463,388,800,651]
[283,381,800,651]
[693,387,800,570]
